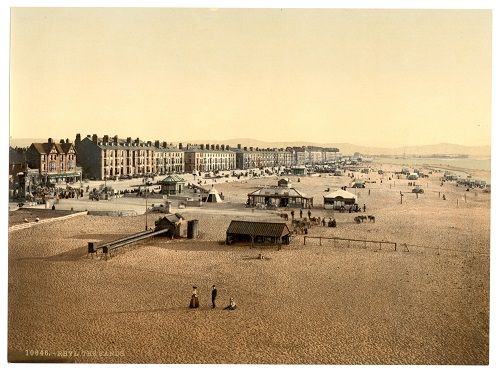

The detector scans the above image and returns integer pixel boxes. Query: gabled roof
[324,189,357,200]
[226,221,290,237]
[157,213,184,224]
[160,174,186,184]
[248,186,311,199]
[31,142,74,155]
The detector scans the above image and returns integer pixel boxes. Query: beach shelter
[159,174,186,195]
[205,187,223,202]
[323,189,358,209]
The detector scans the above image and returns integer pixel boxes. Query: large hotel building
[74,134,184,180]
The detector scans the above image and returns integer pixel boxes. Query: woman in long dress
[189,286,199,308]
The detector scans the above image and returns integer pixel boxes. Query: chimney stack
[75,134,81,144]
[92,134,98,143]
[59,139,64,144]
[103,135,109,143]
[206,144,209,150]
[162,141,167,148]
[126,137,132,144]
[216,145,220,150]
[211,144,215,150]
[179,143,183,149]
[237,144,241,149]
[226,145,229,150]
[154,140,160,148]
[201,144,204,150]
[48,138,53,144]
[65,138,69,144]
[244,146,248,151]
[113,135,118,143]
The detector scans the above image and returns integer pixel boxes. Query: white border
[1,1,497,375]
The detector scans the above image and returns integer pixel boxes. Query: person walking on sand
[224,297,237,310]
[189,286,199,308]
[299,209,303,219]
[363,204,366,212]
[291,210,295,220]
[307,210,311,220]
[211,285,218,309]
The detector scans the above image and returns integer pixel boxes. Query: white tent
[323,189,358,209]
[205,187,223,203]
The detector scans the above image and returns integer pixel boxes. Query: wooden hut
[247,186,313,208]
[226,220,291,246]
[277,178,292,188]
[290,166,307,176]
[323,189,358,209]
[154,213,185,238]
[159,174,186,195]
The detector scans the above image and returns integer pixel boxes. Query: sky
[10,8,491,147]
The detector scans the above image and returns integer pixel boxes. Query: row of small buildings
[11,134,340,182]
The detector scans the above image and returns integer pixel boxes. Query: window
[49,161,56,172]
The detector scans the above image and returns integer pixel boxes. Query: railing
[88,228,171,260]
[302,236,489,257]
[303,235,397,252]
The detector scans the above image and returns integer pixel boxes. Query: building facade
[75,134,184,180]
[234,145,294,170]
[26,138,81,183]
[183,144,236,173]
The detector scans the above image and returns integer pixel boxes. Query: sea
[373,156,491,172]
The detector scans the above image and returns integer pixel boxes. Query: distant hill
[10,137,490,157]
[185,138,490,157]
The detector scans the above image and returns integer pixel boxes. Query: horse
[368,215,375,222]
[280,213,289,221]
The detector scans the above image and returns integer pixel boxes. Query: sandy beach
[8,165,490,364]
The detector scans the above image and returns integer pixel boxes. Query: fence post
[319,237,322,246]
[394,243,397,251]
[304,236,306,245]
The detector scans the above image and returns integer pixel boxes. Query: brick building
[183,143,236,173]
[75,134,183,180]
[26,138,81,183]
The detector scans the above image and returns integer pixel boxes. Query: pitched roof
[31,142,74,155]
[248,186,311,198]
[226,221,290,237]
[323,189,357,200]
[157,213,184,224]
[160,174,186,184]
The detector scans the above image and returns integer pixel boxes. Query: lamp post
[145,188,148,230]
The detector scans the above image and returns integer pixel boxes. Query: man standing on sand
[211,285,217,309]
[307,210,312,220]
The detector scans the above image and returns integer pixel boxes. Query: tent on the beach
[323,189,358,209]
[204,187,223,203]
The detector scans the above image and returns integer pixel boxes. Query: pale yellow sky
[10,8,491,147]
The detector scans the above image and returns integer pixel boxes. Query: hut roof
[226,221,290,238]
[157,213,184,224]
[248,186,311,198]
[160,174,186,184]
[323,189,357,200]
